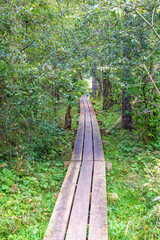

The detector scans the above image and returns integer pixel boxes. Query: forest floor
[93,98,160,240]
[0,103,79,240]
[0,98,160,240]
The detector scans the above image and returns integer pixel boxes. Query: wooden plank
[44,162,81,240]
[65,161,93,240]
[87,99,105,161]
[88,161,108,240]
[93,122,105,161]
[83,96,93,161]
[71,96,85,161]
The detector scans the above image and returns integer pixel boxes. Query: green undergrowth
[0,102,79,240]
[93,98,160,240]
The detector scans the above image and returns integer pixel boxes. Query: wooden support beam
[100,128,105,135]
[98,120,102,125]
[63,161,70,168]
[74,129,77,134]
[102,140,109,146]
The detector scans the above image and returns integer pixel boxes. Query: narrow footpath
[44,95,108,240]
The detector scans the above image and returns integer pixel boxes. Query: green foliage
[0,104,77,239]
[0,0,89,162]
[0,97,78,239]
[0,160,66,240]
[94,100,160,240]
[0,0,160,238]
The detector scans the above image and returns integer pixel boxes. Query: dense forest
[0,0,160,239]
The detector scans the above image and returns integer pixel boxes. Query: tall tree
[122,10,133,130]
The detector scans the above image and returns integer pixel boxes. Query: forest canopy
[1,0,160,151]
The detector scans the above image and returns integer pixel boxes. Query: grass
[0,102,79,240]
[0,161,66,239]
[1,96,159,239]
[93,97,160,240]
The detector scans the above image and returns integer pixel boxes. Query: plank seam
[44,95,107,240]
[64,162,82,240]
[82,97,86,162]
[64,97,86,239]
[86,96,94,239]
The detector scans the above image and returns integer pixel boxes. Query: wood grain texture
[88,161,108,240]
[43,162,81,240]
[71,96,85,161]
[44,95,108,240]
[83,96,93,161]
[88,99,105,161]
[65,161,93,240]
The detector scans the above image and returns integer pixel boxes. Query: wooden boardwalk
[44,95,108,240]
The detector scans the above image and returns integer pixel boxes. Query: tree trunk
[98,77,103,99]
[91,64,103,98]
[92,76,98,99]
[65,105,72,129]
[102,72,111,111]
[122,11,133,130]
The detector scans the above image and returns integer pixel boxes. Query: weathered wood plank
[71,96,85,161]
[83,96,93,161]
[43,162,81,240]
[88,161,108,240]
[87,99,105,161]
[44,95,108,240]
[65,161,93,240]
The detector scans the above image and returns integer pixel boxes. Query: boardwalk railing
[44,95,108,240]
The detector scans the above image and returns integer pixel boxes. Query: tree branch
[152,8,155,26]
[14,44,31,64]
[135,9,160,41]
[143,64,160,95]
[55,0,69,44]
[133,63,160,94]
